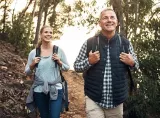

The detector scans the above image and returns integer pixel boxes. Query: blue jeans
[34,89,63,118]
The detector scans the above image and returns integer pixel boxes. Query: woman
[25,25,70,118]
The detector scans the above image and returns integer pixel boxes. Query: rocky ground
[0,40,86,118]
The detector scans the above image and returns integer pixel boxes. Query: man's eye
[102,17,108,20]
[110,16,115,19]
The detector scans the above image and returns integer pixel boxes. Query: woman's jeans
[34,89,63,118]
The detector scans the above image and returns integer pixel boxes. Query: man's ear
[117,21,120,26]
[98,20,101,27]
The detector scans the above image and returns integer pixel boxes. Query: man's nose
[107,17,112,21]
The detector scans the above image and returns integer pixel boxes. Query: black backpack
[85,34,136,95]
[35,45,69,112]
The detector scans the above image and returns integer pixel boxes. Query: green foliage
[0,0,159,117]
[124,1,160,117]
[6,13,34,56]
[65,0,105,33]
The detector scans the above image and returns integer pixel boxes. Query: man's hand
[119,52,135,67]
[88,50,100,65]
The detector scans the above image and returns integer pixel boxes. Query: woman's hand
[52,53,62,66]
[30,57,41,70]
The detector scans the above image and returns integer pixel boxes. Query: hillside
[0,40,86,118]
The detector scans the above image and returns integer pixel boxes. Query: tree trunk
[33,0,45,46]
[2,0,7,33]
[133,0,139,49]
[125,0,129,38]
[31,0,37,18]
[43,0,50,25]
[110,0,126,37]
[26,0,37,42]
[20,0,33,17]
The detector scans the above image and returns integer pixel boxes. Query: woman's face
[40,27,53,43]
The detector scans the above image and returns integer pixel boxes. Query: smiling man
[74,9,139,118]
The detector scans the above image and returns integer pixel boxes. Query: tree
[33,0,46,45]
[1,0,12,33]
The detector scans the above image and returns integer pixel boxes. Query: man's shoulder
[119,34,130,44]
[87,35,97,41]
[87,34,99,45]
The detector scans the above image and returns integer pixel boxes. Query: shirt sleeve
[73,40,92,72]
[25,49,35,75]
[129,42,139,70]
[58,48,70,71]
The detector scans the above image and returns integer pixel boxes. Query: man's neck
[101,31,116,40]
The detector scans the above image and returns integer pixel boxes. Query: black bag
[36,45,69,112]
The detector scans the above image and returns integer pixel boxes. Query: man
[73,8,139,118]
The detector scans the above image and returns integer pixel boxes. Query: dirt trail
[61,71,86,118]
[0,40,86,118]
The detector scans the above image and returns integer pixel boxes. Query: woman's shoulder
[29,48,36,56]
[53,45,62,52]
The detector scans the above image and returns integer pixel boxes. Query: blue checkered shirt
[74,39,139,109]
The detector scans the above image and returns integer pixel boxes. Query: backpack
[85,34,136,95]
[35,45,69,112]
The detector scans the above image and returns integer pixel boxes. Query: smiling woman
[10,0,107,70]
[25,25,70,118]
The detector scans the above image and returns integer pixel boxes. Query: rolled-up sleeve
[73,41,92,72]
[129,42,139,70]
[58,48,70,71]
[25,50,35,75]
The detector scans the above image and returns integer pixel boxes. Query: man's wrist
[130,61,135,67]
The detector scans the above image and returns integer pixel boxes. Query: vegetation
[0,0,159,117]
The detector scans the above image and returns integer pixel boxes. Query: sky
[9,0,160,70]
[53,26,99,70]
[10,0,106,70]
[10,0,160,70]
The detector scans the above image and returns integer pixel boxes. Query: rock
[0,61,6,66]
[0,66,8,71]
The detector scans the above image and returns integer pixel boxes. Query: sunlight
[10,0,27,13]
[10,0,106,70]
[53,26,89,70]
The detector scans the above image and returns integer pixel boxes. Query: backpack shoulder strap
[36,47,41,57]
[53,45,65,82]
[86,36,99,57]
[53,45,59,68]
[118,34,130,53]
[53,45,58,54]
[118,34,135,95]
[35,47,41,67]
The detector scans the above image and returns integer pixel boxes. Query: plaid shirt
[74,39,139,109]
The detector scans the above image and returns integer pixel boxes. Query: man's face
[99,10,118,32]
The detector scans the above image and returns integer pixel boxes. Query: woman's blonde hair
[36,25,51,48]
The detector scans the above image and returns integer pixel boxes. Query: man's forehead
[101,10,116,17]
